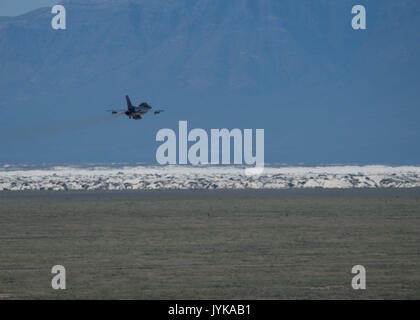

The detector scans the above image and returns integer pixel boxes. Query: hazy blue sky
[0,0,58,16]
[1,0,419,165]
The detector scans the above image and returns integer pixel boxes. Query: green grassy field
[0,190,419,299]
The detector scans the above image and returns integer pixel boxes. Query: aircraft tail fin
[126,95,134,110]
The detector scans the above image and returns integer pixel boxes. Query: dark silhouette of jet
[108,95,164,120]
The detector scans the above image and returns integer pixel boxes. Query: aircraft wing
[154,109,165,115]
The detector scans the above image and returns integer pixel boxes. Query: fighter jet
[108,95,164,120]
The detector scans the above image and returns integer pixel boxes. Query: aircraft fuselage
[109,96,162,120]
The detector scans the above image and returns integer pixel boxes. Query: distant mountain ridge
[2,0,418,99]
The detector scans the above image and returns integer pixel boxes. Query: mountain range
[0,0,419,164]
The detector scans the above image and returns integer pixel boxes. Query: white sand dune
[1,164,420,191]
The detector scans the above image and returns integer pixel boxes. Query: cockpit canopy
[139,102,152,109]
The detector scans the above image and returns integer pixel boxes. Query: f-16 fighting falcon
[108,95,164,120]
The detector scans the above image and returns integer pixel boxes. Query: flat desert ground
[1,189,420,299]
